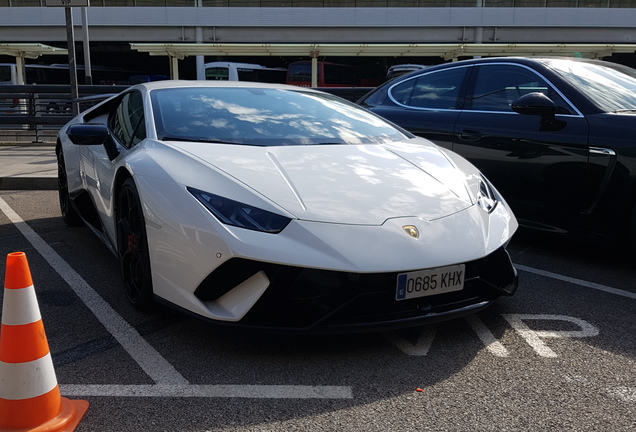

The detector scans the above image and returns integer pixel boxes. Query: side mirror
[67,123,110,145]
[66,123,120,161]
[511,92,557,118]
[511,92,565,131]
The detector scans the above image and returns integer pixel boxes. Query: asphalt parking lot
[0,154,635,431]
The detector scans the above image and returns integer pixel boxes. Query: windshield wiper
[313,142,346,145]
[611,109,636,113]
[161,136,244,145]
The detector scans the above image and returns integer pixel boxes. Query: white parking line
[607,386,636,403]
[60,384,353,399]
[0,196,355,399]
[382,326,437,356]
[515,264,636,300]
[502,314,599,358]
[465,315,509,357]
[0,197,188,385]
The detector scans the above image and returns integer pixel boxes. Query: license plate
[396,264,465,301]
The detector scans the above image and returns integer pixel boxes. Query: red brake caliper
[127,233,137,253]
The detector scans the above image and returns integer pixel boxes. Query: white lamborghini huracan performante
[57,80,519,332]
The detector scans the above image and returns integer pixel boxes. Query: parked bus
[203,62,287,83]
[0,63,19,85]
[286,60,379,87]
[0,63,133,86]
[0,63,133,115]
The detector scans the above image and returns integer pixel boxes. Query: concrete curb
[0,142,56,147]
[0,143,58,191]
[0,177,58,191]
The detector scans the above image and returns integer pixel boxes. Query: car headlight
[188,187,291,233]
[476,175,498,214]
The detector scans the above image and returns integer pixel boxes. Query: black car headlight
[476,175,498,214]
[188,187,291,233]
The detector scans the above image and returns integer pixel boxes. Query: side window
[206,67,229,80]
[109,91,146,149]
[470,64,575,114]
[361,86,389,107]
[389,67,467,110]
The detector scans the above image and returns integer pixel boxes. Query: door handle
[457,130,482,141]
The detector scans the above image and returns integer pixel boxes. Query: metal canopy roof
[130,42,636,62]
[0,43,68,85]
[0,43,68,59]
[130,42,636,81]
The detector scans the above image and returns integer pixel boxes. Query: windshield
[151,87,410,146]
[544,59,636,113]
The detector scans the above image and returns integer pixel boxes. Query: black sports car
[358,57,636,247]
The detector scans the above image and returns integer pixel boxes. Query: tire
[56,145,82,226]
[46,103,59,114]
[116,177,154,310]
[630,203,636,253]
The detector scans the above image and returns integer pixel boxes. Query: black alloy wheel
[116,177,154,309]
[630,203,636,253]
[56,145,81,226]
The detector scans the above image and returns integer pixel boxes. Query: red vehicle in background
[286,61,379,87]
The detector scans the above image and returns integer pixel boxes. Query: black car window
[109,91,146,149]
[389,67,467,110]
[360,85,389,106]
[543,58,636,113]
[469,64,575,115]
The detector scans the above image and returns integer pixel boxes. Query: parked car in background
[128,74,169,85]
[56,80,518,332]
[204,62,287,83]
[358,56,636,248]
[385,64,429,80]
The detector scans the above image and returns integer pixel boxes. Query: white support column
[170,57,179,80]
[165,49,184,80]
[15,53,25,85]
[310,49,319,88]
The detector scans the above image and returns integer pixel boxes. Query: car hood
[166,140,474,225]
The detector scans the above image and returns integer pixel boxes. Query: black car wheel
[630,203,636,252]
[56,144,82,226]
[116,177,154,309]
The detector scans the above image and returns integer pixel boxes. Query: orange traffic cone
[0,252,89,432]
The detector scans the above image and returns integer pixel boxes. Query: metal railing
[0,85,128,143]
[4,1,631,7]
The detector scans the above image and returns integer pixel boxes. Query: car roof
[385,56,619,82]
[84,80,325,122]
[418,56,607,71]
[135,79,315,92]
